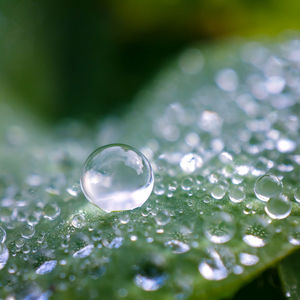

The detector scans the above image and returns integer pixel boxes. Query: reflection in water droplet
[165,240,190,254]
[239,253,259,266]
[204,212,235,244]
[81,144,154,212]
[242,217,270,248]
[73,244,94,258]
[36,260,57,275]
[265,196,292,219]
[254,175,282,202]
[198,249,228,280]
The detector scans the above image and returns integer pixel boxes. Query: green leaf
[279,250,300,300]
[0,38,300,299]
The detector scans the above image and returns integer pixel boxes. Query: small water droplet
[21,224,35,239]
[204,212,235,244]
[265,196,292,219]
[239,253,259,266]
[73,244,94,258]
[134,269,166,291]
[287,222,300,245]
[228,186,245,203]
[43,203,60,220]
[294,187,300,202]
[80,144,154,212]
[242,217,270,247]
[71,214,86,229]
[165,240,190,254]
[254,174,282,202]
[0,226,6,243]
[155,211,170,226]
[36,260,57,275]
[198,249,228,280]
[180,153,203,173]
[276,138,296,153]
[210,184,227,200]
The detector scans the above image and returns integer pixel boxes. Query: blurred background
[1,0,300,123]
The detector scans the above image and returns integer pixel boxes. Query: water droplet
[73,244,94,258]
[198,249,228,280]
[254,174,282,202]
[0,226,6,243]
[165,240,190,254]
[239,253,259,266]
[21,224,35,239]
[204,212,235,244]
[228,186,245,203]
[276,138,296,153]
[180,153,203,173]
[36,260,57,275]
[43,203,60,220]
[178,48,204,75]
[242,217,270,247]
[265,196,292,219]
[287,222,300,245]
[71,214,86,228]
[155,211,170,226]
[210,184,227,200]
[294,187,300,202]
[80,144,154,212]
[0,244,9,270]
[215,68,239,92]
[181,177,194,191]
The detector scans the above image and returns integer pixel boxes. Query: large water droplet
[204,212,235,244]
[81,144,154,212]
[254,174,282,202]
[265,196,292,219]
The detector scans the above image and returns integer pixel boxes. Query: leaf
[0,38,300,299]
[279,250,300,300]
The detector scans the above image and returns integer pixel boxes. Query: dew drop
[165,240,190,254]
[239,253,259,266]
[134,266,166,292]
[0,244,9,270]
[254,174,282,202]
[21,224,35,239]
[155,211,171,226]
[242,217,270,248]
[36,260,57,275]
[287,223,300,245]
[80,144,154,212]
[71,214,86,229]
[198,249,228,280]
[204,212,235,244]
[180,153,203,173]
[210,184,227,200]
[265,196,292,220]
[73,244,94,258]
[294,187,300,203]
[0,226,6,244]
[228,186,245,203]
[43,203,60,220]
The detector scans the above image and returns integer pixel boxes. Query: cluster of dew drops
[0,36,300,298]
